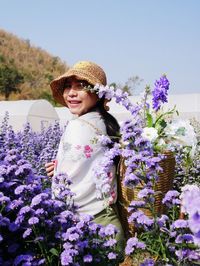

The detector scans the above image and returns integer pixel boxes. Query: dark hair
[94,99,120,166]
[96,98,120,143]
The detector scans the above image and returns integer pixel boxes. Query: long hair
[96,98,120,142]
[95,98,120,165]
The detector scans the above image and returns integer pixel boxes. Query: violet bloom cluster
[61,216,119,265]
[93,142,121,201]
[125,237,146,255]
[152,75,170,111]
[181,184,200,247]
[0,115,120,266]
[95,83,141,117]
[93,81,200,264]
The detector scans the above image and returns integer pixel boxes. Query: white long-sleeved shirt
[52,111,117,215]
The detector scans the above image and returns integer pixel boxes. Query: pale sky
[1,0,200,94]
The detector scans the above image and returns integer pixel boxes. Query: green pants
[93,205,125,258]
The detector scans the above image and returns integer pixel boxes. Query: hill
[0,28,69,104]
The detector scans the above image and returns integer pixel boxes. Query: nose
[68,87,78,95]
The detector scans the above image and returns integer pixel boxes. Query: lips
[67,100,81,107]
[68,100,81,104]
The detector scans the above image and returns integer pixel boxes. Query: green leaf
[49,248,59,257]
[146,113,153,127]
[159,119,167,129]
[175,126,186,136]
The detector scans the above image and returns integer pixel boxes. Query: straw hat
[50,61,107,106]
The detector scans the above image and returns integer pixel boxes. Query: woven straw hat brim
[50,69,106,106]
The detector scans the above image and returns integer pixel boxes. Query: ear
[103,99,110,111]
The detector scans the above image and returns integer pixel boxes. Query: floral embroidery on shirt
[108,183,117,205]
[63,142,72,151]
[75,145,82,150]
[61,142,94,161]
[83,145,93,158]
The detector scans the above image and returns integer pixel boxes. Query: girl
[45,61,124,251]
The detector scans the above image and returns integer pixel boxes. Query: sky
[0,0,200,94]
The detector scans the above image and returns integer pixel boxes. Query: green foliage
[0,54,6,63]
[0,28,69,101]
[0,64,23,100]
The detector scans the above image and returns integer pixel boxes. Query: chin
[68,108,82,116]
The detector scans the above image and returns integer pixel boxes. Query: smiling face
[62,77,99,116]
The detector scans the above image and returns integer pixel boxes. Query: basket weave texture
[117,151,175,238]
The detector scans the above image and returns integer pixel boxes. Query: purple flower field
[1,75,200,265]
[0,113,120,266]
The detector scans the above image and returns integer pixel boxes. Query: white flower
[141,127,158,142]
[164,119,197,156]
[157,138,166,147]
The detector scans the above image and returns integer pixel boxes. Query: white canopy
[0,100,59,132]
[54,107,74,128]
[108,93,200,123]
[54,93,200,127]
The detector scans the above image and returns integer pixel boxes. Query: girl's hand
[45,161,56,177]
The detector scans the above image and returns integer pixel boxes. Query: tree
[122,75,144,95]
[111,75,144,96]
[0,64,24,100]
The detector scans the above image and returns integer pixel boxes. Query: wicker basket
[117,151,175,238]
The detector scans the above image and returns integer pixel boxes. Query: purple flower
[62,227,80,241]
[171,219,188,229]
[83,254,93,262]
[107,252,117,259]
[157,214,169,228]
[152,75,170,111]
[0,195,10,204]
[104,224,118,236]
[180,184,200,245]
[28,217,39,225]
[14,254,33,265]
[128,200,145,212]
[7,198,23,210]
[96,84,115,100]
[60,250,73,265]
[31,193,49,207]
[125,237,146,255]
[140,259,155,266]
[23,228,32,238]
[103,238,117,247]
[19,206,31,215]
[35,208,45,215]
[175,233,194,244]
[99,223,117,238]
[137,188,155,199]
[175,249,200,261]
[128,210,153,229]
[162,190,181,207]
[97,135,112,146]
[123,172,140,188]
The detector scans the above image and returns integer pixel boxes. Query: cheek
[80,91,98,106]
[62,90,67,99]
[85,94,98,108]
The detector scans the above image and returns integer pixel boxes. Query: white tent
[54,93,200,126]
[54,107,74,128]
[0,100,59,132]
[108,93,200,123]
